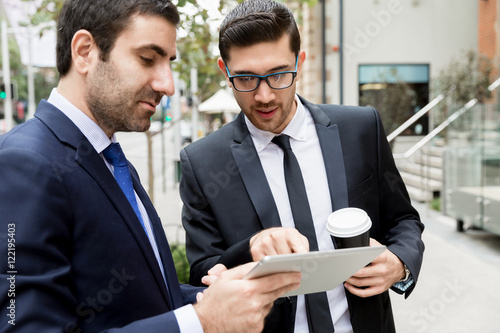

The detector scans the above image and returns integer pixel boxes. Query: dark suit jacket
[0,101,202,333]
[180,96,425,333]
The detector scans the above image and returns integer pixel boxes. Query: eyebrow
[233,64,290,75]
[136,43,177,61]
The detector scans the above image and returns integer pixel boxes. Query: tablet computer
[244,246,386,297]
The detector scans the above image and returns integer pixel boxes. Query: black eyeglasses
[225,55,298,92]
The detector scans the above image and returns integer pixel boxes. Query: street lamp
[2,20,13,132]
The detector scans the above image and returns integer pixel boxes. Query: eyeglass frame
[225,55,299,92]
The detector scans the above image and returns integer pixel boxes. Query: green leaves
[169,243,190,284]
[22,0,64,26]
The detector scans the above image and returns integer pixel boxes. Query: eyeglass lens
[233,72,295,91]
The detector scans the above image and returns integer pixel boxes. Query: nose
[254,79,276,104]
[151,64,175,97]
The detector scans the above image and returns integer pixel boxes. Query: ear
[295,50,306,82]
[71,29,98,75]
[217,57,233,88]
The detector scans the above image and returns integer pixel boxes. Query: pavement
[116,130,187,244]
[118,131,500,333]
[391,201,500,333]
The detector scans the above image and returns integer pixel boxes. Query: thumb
[207,263,228,276]
[370,238,381,247]
[220,262,258,280]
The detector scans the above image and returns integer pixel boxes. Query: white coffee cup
[327,207,372,248]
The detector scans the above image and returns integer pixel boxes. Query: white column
[27,25,35,119]
[172,72,181,154]
[190,67,199,142]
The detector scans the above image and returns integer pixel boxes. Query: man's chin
[136,122,151,133]
[119,120,151,133]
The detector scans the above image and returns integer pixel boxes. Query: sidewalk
[116,131,186,244]
[391,202,500,333]
[153,183,186,245]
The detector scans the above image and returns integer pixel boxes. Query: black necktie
[272,134,335,333]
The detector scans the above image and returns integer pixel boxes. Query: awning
[198,88,240,114]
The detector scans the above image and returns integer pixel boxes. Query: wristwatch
[400,264,411,282]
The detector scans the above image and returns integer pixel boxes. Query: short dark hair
[56,0,180,77]
[219,0,300,62]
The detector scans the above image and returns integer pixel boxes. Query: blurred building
[297,0,477,136]
[296,0,500,235]
[478,0,500,74]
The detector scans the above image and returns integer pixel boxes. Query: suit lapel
[132,173,181,309]
[300,97,349,211]
[35,102,173,308]
[230,114,282,230]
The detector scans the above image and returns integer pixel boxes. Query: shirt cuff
[392,276,415,294]
[174,304,204,333]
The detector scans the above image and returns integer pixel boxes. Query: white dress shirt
[245,95,353,333]
[47,88,203,333]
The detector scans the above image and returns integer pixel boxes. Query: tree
[435,50,493,107]
[432,50,493,137]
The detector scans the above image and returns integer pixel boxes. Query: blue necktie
[103,143,146,232]
[273,134,335,333]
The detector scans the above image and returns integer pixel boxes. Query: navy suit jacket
[180,96,425,333]
[0,101,202,332]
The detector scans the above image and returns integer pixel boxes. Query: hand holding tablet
[244,246,386,297]
[245,208,383,297]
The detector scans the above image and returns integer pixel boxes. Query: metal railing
[386,92,447,143]
[390,77,500,159]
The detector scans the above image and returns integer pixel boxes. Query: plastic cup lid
[326,207,372,237]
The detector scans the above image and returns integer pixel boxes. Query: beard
[239,86,297,134]
[86,59,162,135]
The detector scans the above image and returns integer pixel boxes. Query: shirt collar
[245,95,308,152]
[47,88,116,154]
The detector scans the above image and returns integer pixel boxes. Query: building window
[359,64,429,136]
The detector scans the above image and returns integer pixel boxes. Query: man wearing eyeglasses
[180,1,424,332]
